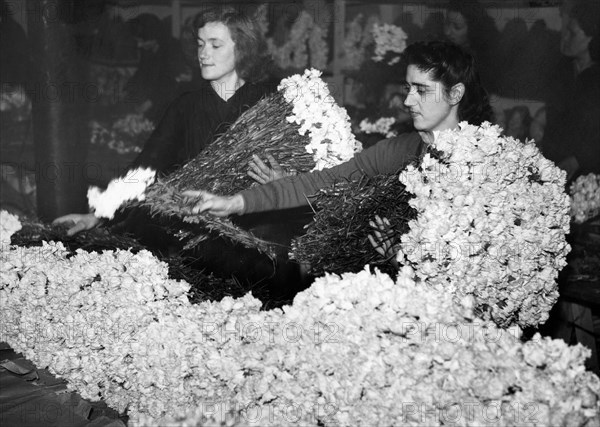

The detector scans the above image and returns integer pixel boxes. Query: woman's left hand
[247,154,295,184]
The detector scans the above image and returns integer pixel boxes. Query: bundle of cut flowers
[2,217,598,427]
[133,69,361,252]
[398,122,570,328]
[291,174,416,277]
[570,173,600,224]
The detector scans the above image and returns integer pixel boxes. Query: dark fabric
[122,39,183,123]
[544,63,600,178]
[241,132,425,214]
[129,80,274,175]
[0,346,124,427]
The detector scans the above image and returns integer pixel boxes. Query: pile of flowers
[0,210,21,246]
[1,218,598,426]
[90,113,155,155]
[398,122,571,328]
[358,116,398,138]
[570,173,600,224]
[87,167,156,219]
[280,69,362,170]
[371,23,408,65]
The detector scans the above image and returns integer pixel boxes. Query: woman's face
[403,65,459,132]
[560,17,591,58]
[197,22,238,85]
[444,11,469,47]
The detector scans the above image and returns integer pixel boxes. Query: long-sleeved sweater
[240,131,425,214]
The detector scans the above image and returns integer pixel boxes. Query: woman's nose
[404,92,415,107]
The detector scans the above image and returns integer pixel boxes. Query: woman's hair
[402,41,493,125]
[182,6,272,82]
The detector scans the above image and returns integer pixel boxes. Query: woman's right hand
[52,213,101,236]
[367,215,400,269]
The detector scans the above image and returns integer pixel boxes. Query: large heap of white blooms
[570,173,600,224]
[279,69,362,170]
[87,167,156,219]
[1,209,597,427]
[398,123,571,328]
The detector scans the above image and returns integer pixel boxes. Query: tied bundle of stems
[140,93,317,255]
[290,174,416,277]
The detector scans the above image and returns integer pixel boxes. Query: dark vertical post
[27,0,89,221]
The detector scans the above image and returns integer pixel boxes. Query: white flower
[278,69,362,170]
[87,168,156,219]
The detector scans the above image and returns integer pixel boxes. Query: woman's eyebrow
[197,37,223,42]
[406,82,431,89]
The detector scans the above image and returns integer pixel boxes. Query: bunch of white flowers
[279,68,362,170]
[371,23,407,65]
[359,117,398,138]
[0,210,22,246]
[398,122,571,328]
[87,167,156,219]
[570,173,600,224]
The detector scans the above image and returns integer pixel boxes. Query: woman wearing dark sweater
[54,6,274,233]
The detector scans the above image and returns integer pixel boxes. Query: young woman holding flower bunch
[184,41,493,220]
[53,6,274,237]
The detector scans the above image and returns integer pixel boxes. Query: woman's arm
[241,132,424,213]
[185,132,424,216]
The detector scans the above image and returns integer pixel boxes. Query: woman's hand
[367,215,400,269]
[247,154,295,184]
[181,190,245,217]
[52,213,101,236]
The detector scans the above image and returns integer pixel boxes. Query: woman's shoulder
[361,131,424,160]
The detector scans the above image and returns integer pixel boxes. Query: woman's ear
[449,83,465,105]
